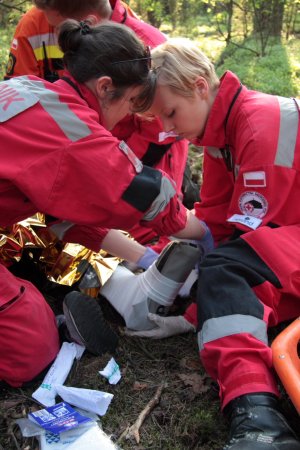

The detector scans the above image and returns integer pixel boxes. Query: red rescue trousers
[0,265,60,387]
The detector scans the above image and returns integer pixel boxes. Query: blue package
[28,402,92,434]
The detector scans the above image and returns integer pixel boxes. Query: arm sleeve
[63,225,109,252]
[4,20,41,79]
[183,303,198,328]
[19,135,188,238]
[112,114,189,198]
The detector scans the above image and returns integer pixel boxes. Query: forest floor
[1,292,299,450]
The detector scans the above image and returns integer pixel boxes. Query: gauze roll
[100,241,200,330]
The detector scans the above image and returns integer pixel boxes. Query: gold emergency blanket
[0,214,122,297]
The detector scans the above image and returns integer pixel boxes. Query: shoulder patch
[0,79,39,122]
[243,171,266,187]
[238,191,268,218]
[6,53,16,76]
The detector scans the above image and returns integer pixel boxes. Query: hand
[124,313,195,339]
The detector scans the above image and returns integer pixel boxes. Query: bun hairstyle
[58,20,155,111]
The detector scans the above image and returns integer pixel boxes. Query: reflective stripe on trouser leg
[196,238,281,408]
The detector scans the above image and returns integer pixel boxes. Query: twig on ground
[9,428,21,450]
[117,381,165,444]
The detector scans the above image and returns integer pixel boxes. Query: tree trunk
[253,0,285,37]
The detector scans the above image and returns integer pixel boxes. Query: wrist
[136,247,159,270]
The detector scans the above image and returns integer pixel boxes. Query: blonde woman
[133,39,300,450]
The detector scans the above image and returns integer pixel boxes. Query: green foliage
[0,1,31,77]
[0,2,299,98]
[0,25,13,78]
[216,37,300,96]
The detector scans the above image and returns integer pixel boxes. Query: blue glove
[197,220,214,258]
[136,247,159,270]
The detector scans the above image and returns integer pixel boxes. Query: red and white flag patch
[243,171,266,187]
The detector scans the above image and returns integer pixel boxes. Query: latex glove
[136,246,159,269]
[197,220,215,257]
[124,313,195,339]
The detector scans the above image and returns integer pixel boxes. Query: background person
[128,38,300,450]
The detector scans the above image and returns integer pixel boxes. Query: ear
[194,76,209,99]
[84,14,100,25]
[95,76,114,100]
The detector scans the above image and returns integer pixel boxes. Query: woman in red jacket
[129,39,300,449]
[0,22,207,389]
[5,0,192,252]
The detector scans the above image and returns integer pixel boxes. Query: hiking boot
[223,393,300,449]
[63,291,118,356]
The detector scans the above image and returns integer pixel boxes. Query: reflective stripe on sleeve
[122,165,176,218]
[197,314,268,351]
[142,175,176,221]
[274,96,299,168]
[49,220,74,240]
[19,78,92,142]
[28,33,57,48]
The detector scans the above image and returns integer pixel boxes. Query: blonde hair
[151,38,220,97]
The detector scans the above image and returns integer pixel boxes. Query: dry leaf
[133,381,149,391]
[177,372,210,394]
[179,357,202,371]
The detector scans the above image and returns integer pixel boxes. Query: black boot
[223,393,300,449]
[63,291,119,356]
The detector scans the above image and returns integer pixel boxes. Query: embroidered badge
[6,53,16,76]
[238,191,268,218]
[243,171,266,187]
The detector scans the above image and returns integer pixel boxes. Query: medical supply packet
[28,402,91,434]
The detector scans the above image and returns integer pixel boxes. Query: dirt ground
[0,287,227,450]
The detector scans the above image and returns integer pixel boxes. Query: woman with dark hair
[0,21,208,389]
[4,0,194,255]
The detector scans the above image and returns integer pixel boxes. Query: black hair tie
[79,21,90,35]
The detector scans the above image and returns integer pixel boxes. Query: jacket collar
[57,72,102,119]
[110,0,127,24]
[193,71,243,148]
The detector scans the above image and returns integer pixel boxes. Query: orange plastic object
[271,317,300,414]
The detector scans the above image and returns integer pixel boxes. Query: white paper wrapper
[99,358,121,385]
[32,342,85,407]
[55,385,113,416]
